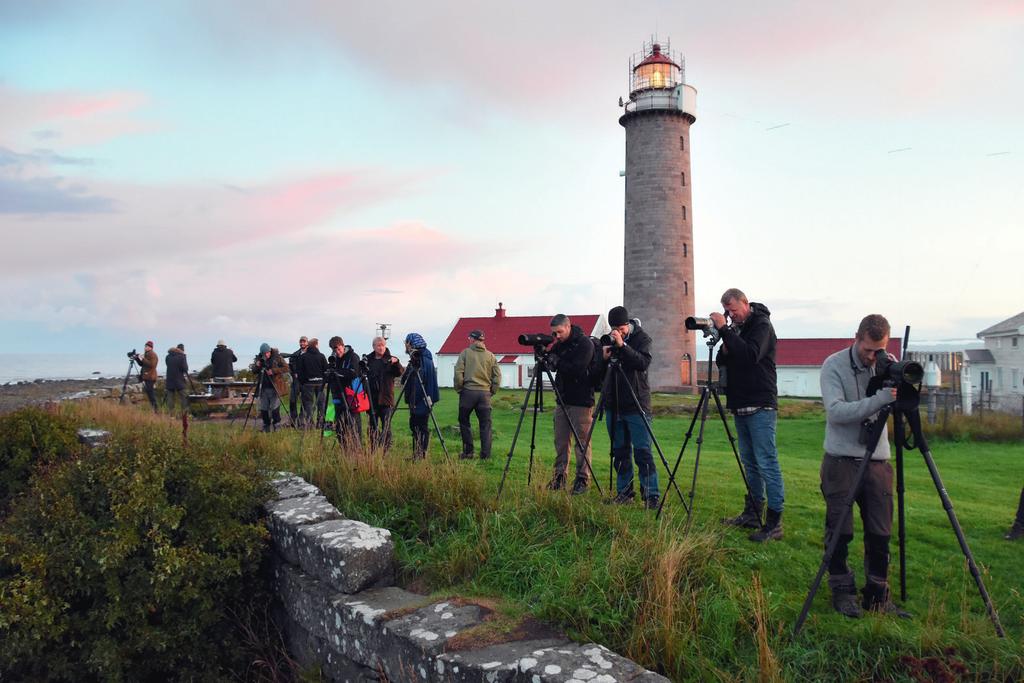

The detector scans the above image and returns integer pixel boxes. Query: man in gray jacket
[819,314,909,619]
[454,330,501,460]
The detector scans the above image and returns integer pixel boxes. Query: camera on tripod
[126,348,139,360]
[518,333,553,348]
[685,316,721,343]
[407,348,422,368]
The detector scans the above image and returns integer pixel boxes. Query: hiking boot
[1005,522,1024,541]
[570,478,589,496]
[645,494,660,511]
[748,508,783,542]
[721,495,763,529]
[459,452,474,460]
[479,453,491,460]
[828,574,863,619]
[862,581,911,619]
[610,490,636,505]
[546,473,567,491]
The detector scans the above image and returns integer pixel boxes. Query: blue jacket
[404,348,440,416]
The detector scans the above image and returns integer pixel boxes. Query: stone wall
[265,473,670,682]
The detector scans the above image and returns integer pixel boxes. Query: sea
[0,353,139,385]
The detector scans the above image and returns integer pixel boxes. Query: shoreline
[0,376,128,415]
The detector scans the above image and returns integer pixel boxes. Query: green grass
[91,393,1024,680]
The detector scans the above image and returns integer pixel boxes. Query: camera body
[127,348,138,360]
[518,333,554,347]
[407,348,422,368]
[873,349,923,386]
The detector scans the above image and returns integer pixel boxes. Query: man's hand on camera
[609,329,625,347]
[709,312,727,329]
[602,346,612,360]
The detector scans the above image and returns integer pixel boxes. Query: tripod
[655,334,762,525]
[792,382,1004,637]
[119,356,139,404]
[382,356,451,464]
[495,350,603,500]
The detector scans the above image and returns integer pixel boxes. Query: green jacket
[454,342,501,394]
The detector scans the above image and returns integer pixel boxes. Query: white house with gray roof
[972,311,1024,410]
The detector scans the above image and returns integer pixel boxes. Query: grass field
[245,387,1023,681]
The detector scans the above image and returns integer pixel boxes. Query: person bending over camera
[546,314,595,494]
[819,314,909,619]
[253,343,288,432]
[363,337,403,451]
[454,329,501,460]
[403,333,440,459]
[288,336,308,425]
[712,288,785,543]
[601,305,659,510]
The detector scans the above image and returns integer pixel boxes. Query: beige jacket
[454,342,501,394]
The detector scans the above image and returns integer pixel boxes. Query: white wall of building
[777,367,823,398]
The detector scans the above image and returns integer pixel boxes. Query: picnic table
[187,379,256,407]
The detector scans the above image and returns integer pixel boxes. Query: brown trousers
[553,404,594,482]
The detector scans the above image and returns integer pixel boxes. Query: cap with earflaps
[608,306,630,327]
[468,329,485,341]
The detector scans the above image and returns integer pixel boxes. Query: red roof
[439,312,602,355]
[636,44,678,68]
[497,355,519,364]
[777,338,902,366]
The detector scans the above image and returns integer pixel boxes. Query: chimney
[495,302,506,319]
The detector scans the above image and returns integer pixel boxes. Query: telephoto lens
[518,333,554,347]
[685,316,713,330]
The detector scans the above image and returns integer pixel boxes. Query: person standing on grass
[210,340,237,379]
[363,337,403,451]
[288,336,308,426]
[712,287,784,543]
[298,337,328,429]
[819,314,910,619]
[545,314,595,495]
[403,333,440,460]
[136,341,159,412]
[164,344,189,416]
[1006,486,1024,540]
[454,329,501,460]
[253,343,288,432]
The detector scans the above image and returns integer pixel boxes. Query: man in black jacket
[711,288,784,542]
[326,336,363,448]
[297,337,327,429]
[601,306,659,509]
[164,344,190,417]
[363,336,403,451]
[288,336,308,425]
[210,340,237,379]
[546,314,595,494]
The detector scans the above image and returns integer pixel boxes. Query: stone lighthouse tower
[619,40,698,391]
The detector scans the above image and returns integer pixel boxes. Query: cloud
[0,176,115,214]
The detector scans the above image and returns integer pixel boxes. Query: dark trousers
[410,413,429,457]
[165,388,189,416]
[300,383,325,428]
[142,380,158,412]
[458,389,492,457]
[333,406,363,449]
[368,404,393,450]
[820,455,894,582]
[289,377,302,420]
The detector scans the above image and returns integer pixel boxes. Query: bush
[0,407,78,513]
[921,410,1024,442]
[0,425,271,681]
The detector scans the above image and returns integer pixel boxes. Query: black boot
[570,477,589,496]
[828,572,863,618]
[1006,521,1024,541]
[748,508,783,542]
[721,495,763,529]
[546,472,567,491]
[861,580,911,618]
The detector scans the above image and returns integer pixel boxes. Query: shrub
[0,407,78,513]
[0,425,271,681]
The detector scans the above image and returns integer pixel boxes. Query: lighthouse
[619,40,698,391]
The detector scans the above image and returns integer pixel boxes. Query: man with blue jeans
[601,305,660,510]
[712,288,784,542]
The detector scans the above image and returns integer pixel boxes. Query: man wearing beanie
[454,329,501,460]
[137,341,159,412]
[253,342,289,432]
[402,332,440,459]
[164,343,190,417]
[601,305,660,509]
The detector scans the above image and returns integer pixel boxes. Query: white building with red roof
[435,303,609,389]
[772,337,902,397]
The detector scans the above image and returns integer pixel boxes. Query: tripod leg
[895,425,907,602]
[904,410,1005,637]
[682,386,716,527]
[120,361,134,404]
[710,389,764,528]
[655,390,704,519]
[526,381,542,487]
[496,374,537,500]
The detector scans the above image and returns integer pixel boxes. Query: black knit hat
[608,306,630,327]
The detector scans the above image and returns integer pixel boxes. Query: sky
[1,0,1021,366]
